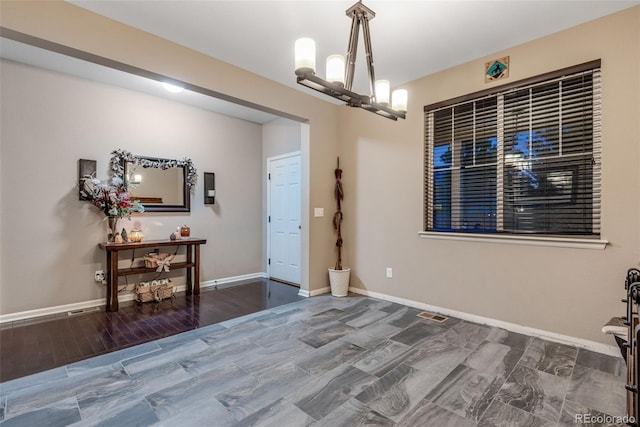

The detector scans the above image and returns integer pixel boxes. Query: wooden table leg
[186,244,193,295]
[106,251,119,312]
[194,244,200,295]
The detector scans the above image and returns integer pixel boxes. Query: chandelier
[294,1,407,120]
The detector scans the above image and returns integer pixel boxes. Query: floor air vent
[417,311,448,323]
[67,307,101,316]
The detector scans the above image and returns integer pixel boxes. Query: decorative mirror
[110,150,196,212]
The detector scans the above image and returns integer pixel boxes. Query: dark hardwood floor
[0,279,303,383]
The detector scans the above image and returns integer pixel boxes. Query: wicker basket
[135,279,174,303]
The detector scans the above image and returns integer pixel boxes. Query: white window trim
[418,231,608,250]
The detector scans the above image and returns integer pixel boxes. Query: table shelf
[117,262,196,276]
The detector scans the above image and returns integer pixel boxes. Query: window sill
[418,231,608,250]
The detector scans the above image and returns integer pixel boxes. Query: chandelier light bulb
[326,55,345,86]
[295,38,316,74]
[392,89,408,113]
[375,80,390,105]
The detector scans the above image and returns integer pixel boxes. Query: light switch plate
[314,208,324,217]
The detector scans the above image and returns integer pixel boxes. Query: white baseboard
[200,272,267,290]
[0,272,268,324]
[310,286,331,297]
[299,286,331,298]
[4,276,618,358]
[348,287,621,358]
[298,286,331,298]
[0,298,112,324]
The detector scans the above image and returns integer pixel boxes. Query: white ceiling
[69,0,640,98]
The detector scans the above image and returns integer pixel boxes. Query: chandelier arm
[297,73,404,120]
[344,13,360,91]
[360,14,376,101]
[297,73,367,105]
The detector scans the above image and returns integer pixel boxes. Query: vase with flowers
[82,176,144,242]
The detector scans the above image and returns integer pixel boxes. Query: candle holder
[129,228,144,242]
[204,172,215,204]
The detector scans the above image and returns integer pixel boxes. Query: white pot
[328,267,351,297]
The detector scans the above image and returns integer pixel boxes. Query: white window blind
[424,63,601,237]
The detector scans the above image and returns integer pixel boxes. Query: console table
[98,238,207,312]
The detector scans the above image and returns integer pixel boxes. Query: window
[424,62,601,238]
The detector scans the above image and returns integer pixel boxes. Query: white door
[268,153,301,285]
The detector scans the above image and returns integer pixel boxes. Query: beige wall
[339,6,640,344]
[0,58,266,313]
[262,118,302,161]
[0,0,341,313]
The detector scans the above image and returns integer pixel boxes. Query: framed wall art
[485,56,509,83]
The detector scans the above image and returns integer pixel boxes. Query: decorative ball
[170,232,177,241]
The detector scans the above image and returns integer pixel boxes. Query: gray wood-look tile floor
[0,295,627,426]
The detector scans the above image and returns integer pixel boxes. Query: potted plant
[329,157,350,297]
[81,175,144,242]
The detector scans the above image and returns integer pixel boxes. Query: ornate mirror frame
[110,149,197,213]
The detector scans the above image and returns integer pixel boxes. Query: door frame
[266,150,302,283]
